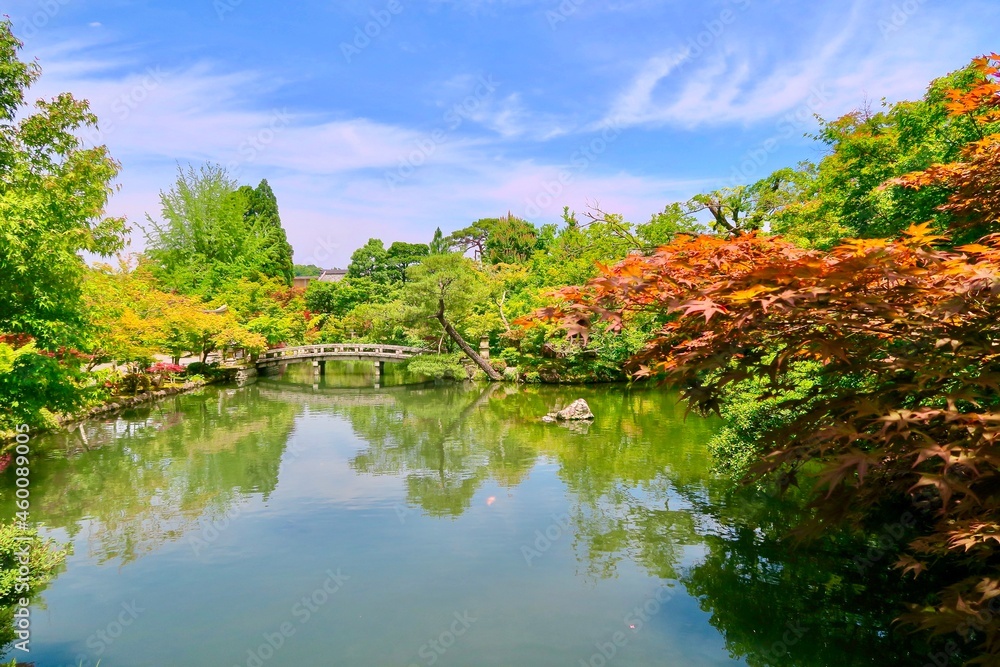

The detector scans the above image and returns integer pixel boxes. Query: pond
[1,363,925,666]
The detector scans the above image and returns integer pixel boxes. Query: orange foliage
[538,225,1000,661]
[528,52,1000,663]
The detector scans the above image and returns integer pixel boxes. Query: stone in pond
[555,399,594,421]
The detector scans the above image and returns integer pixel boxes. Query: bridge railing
[257,344,427,363]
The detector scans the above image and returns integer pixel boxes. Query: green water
[1,363,924,666]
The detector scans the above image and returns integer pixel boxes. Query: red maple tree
[531,54,1000,663]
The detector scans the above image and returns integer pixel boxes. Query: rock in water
[556,399,594,421]
[541,414,557,423]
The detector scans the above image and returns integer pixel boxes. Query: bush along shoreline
[0,362,251,447]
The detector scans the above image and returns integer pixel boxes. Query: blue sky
[6,0,997,267]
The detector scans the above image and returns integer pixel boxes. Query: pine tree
[429,227,449,254]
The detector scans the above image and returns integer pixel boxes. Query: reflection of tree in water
[338,382,713,542]
[343,384,534,516]
[337,382,951,666]
[340,383,714,523]
[0,386,297,565]
[544,390,951,665]
[1,380,961,664]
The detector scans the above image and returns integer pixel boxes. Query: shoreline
[0,365,259,447]
[0,366,635,448]
[0,378,218,448]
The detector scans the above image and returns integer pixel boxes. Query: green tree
[528,210,637,287]
[772,61,989,246]
[687,169,809,237]
[636,202,703,249]
[294,264,323,277]
[0,20,128,430]
[386,241,429,283]
[0,20,127,350]
[144,164,250,294]
[205,277,306,349]
[347,238,392,283]
[144,166,295,294]
[240,179,294,285]
[429,227,449,254]
[445,219,492,259]
[446,214,540,264]
[479,263,530,333]
[402,254,501,380]
[306,277,396,318]
[483,214,539,264]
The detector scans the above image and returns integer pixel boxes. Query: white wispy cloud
[19,43,685,263]
[14,0,995,266]
[600,0,985,129]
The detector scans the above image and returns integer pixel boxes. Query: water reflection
[0,387,296,564]
[0,376,949,665]
[306,381,947,665]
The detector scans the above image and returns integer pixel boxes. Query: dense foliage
[0,20,305,434]
[0,20,127,432]
[538,54,1000,664]
[0,522,66,655]
[144,166,295,295]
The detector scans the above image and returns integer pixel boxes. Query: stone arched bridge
[256,344,427,382]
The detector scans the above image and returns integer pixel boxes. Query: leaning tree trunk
[436,300,502,381]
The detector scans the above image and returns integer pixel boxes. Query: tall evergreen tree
[146,169,296,293]
[430,227,449,254]
[243,179,294,285]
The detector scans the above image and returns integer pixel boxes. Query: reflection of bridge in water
[256,381,437,409]
[256,344,427,386]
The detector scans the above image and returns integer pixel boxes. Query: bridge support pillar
[319,360,326,376]
[374,361,384,387]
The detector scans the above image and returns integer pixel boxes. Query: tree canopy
[239,179,295,285]
[0,19,128,429]
[534,53,1000,663]
[0,20,127,350]
[144,166,295,295]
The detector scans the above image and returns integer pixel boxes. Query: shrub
[405,354,468,381]
[0,342,87,433]
[87,368,124,400]
[0,522,67,653]
[185,362,223,379]
[499,347,521,366]
[146,362,185,388]
[120,372,151,395]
